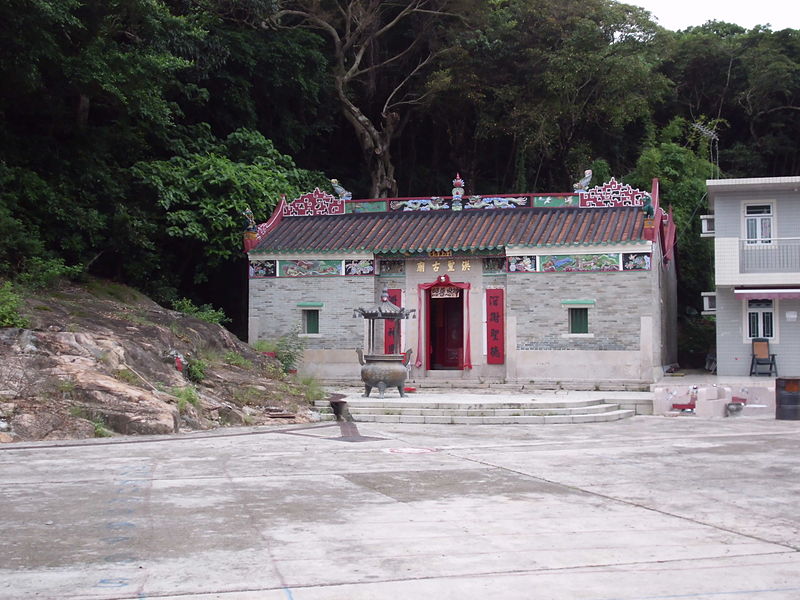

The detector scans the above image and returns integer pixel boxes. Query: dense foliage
[2,0,799,335]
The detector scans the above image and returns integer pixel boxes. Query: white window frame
[297,302,323,337]
[560,300,595,339]
[743,202,774,245]
[743,298,777,342]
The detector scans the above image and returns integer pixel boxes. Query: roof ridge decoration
[579,178,650,208]
[282,187,345,217]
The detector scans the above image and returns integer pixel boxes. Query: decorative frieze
[578,178,650,208]
[282,188,345,216]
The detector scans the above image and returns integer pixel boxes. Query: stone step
[322,409,635,425]
[319,403,621,417]
[321,379,651,392]
[314,398,606,410]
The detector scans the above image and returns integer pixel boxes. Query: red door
[428,295,464,369]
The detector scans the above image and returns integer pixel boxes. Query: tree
[270,0,471,197]
[418,0,669,192]
[661,23,800,176]
[132,129,326,286]
[626,119,716,312]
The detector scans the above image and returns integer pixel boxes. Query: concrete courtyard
[2,411,800,599]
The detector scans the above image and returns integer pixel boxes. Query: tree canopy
[2,0,799,334]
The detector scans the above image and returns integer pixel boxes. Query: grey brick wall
[507,271,653,351]
[249,276,375,348]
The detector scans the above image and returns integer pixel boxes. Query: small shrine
[245,171,678,387]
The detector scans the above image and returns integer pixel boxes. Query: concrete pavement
[2,403,800,599]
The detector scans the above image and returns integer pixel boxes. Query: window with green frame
[302,309,319,334]
[569,307,589,334]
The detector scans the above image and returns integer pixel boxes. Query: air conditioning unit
[700,215,715,237]
[701,292,716,315]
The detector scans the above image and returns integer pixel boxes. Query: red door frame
[425,289,464,370]
[415,274,472,370]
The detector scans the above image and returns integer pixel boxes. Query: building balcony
[715,237,800,286]
[740,238,800,273]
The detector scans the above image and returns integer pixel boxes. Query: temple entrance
[428,292,464,369]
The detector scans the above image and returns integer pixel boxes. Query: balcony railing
[740,238,800,273]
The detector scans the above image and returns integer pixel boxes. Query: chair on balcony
[749,338,777,376]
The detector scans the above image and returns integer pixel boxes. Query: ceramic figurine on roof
[642,195,654,218]
[242,206,257,232]
[573,169,593,192]
[241,205,259,251]
[451,173,465,211]
[330,178,352,201]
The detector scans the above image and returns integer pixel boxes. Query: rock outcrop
[0,280,318,442]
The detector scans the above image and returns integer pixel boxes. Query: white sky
[629,0,800,31]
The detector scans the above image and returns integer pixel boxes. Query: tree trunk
[337,81,399,198]
[76,94,90,129]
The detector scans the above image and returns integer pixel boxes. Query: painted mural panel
[622,253,652,271]
[344,259,375,275]
[279,260,342,277]
[532,195,579,207]
[507,256,537,272]
[249,260,276,278]
[347,201,387,213]
[540,254,620,272]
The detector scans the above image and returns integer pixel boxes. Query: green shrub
[93,419,113,438]
[276,325,305,373]
[297,375,325,404]
[113,369,139,385]
[251,339,277,353]
[223,351,253,369]
[16,257,83,290]
[185,358,206,383]
[170,385,200,413]
[172,297,230,325]
[0,281,29,328]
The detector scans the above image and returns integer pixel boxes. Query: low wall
[512,350,649,385]
[300,349,362,380]
[653,382,775,418]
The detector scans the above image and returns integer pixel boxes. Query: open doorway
[428,293,464,369]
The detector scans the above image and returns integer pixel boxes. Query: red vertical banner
[384,288,402,354]
[486,289,505,364]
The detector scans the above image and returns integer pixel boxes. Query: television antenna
[691,121,720,179]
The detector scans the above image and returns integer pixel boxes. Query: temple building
[246,176,677,387]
